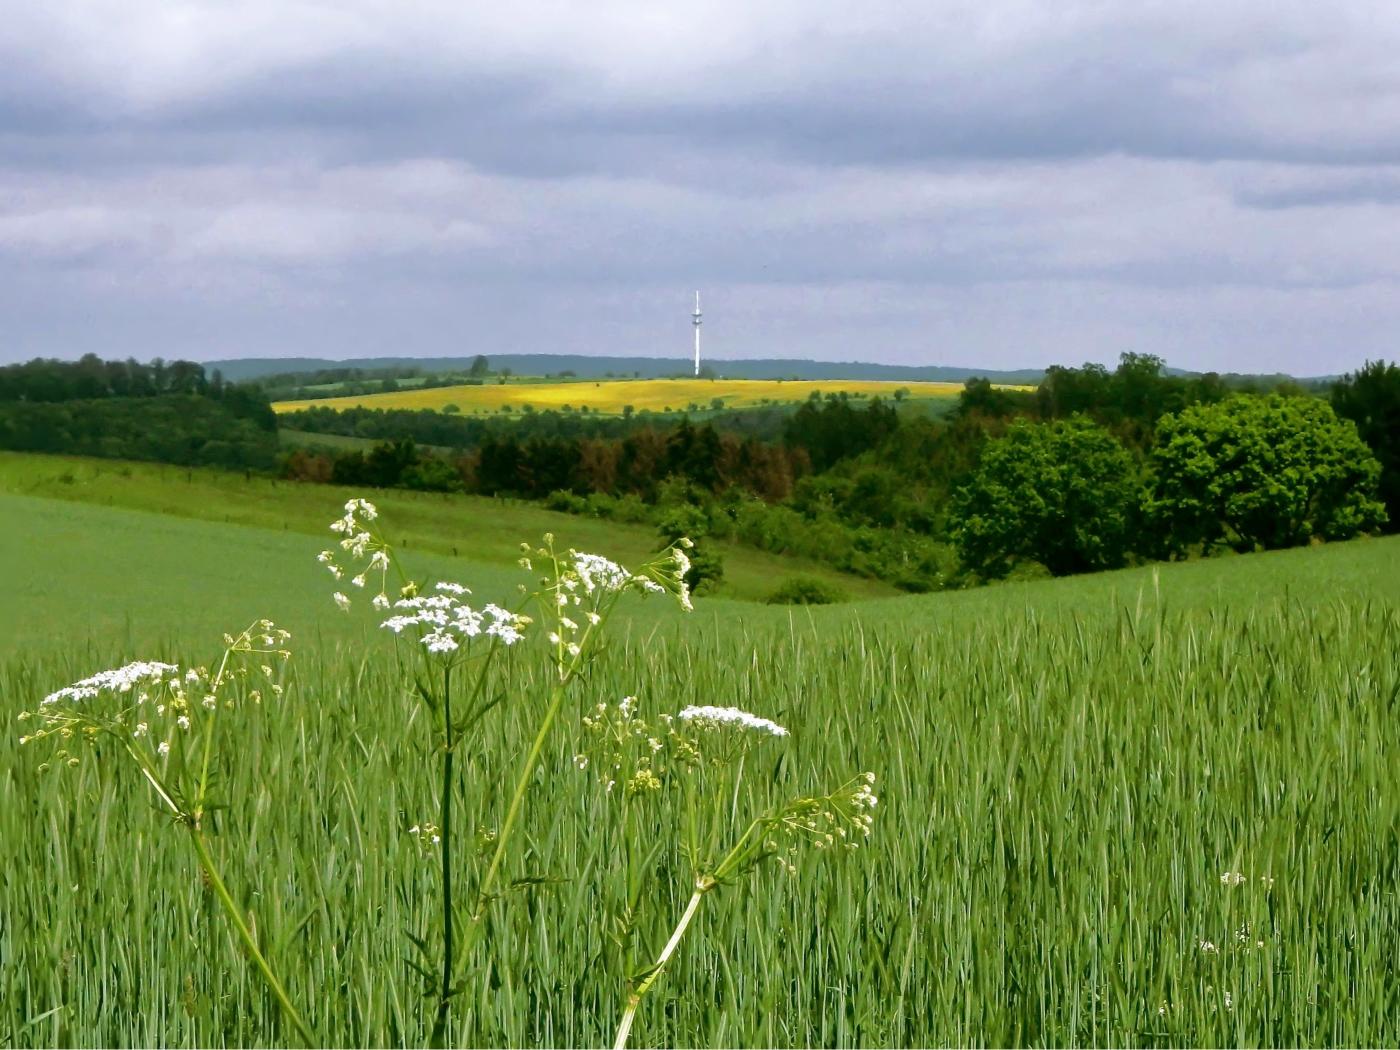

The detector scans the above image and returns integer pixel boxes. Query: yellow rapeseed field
[275,377,1010,416]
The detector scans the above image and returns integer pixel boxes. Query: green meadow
[3,461,1399,1047]
[0,452,895,605]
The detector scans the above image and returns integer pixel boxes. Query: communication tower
[692,291,702,376]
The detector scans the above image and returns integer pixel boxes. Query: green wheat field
[3,461,1399,1047]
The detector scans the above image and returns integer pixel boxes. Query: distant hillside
[207,354,1048,385]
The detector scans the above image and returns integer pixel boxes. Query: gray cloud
[2,2,1400,373]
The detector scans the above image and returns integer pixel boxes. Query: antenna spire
[692,291,702,377]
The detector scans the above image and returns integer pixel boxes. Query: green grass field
[3,461,1400,1047]
[0,452,895,605]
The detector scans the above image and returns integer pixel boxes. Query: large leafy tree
[950,416,1142,579]
[1146,395,1387,555]
[1331,359,1400,533]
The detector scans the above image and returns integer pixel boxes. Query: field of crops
[272,378,984,416]
[4,473,1399,1047]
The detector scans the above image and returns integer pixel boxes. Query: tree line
[0,356,279,468]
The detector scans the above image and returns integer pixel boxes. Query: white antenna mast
[692,291,702,376]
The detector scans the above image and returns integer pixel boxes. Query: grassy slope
[272,377,980,415]
[0,451,896,606]
[4,458,1395,655]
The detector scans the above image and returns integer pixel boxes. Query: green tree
[950,416,1141,579]
[1331,360,1400,533]
[1146,394,1387,555]
[469,355,490,378]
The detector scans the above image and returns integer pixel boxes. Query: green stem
[188,827,315,1047]
[614,881,711,1050]
[431,664,455,1046]
[472,679,568,918]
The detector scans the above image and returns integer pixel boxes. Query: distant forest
[210,353,1049,385]
[0,355,278,468]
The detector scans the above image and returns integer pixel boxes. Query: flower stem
[473,680,567,917]
[431,665,455,1048]
[614,882,709,1050]
[188,827,315,1047]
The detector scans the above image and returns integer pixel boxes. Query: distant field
[0,451,896,604]
[273,377,1004,416]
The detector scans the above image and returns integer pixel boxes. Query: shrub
[763,576,848,605]
[950,416,1142,579]
[1147,395,1387,555]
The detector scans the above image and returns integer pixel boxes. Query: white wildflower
[678,705,788,737]
[423,631,459,654]
[332,592,351,612]
[345,497,378,520]
[42,661,180,706]
[572,552,632,594]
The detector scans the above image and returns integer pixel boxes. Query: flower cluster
[1219,869,1274,889]
[380,583,530,655]
[520,535,694,678]
[678,705,789,737]
[770,773,877,852]
[321,499,393,612]
[19,621,291,777]
[41,660,179,707]
[578,695,673,796]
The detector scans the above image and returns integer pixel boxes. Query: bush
[763,576,848,605]
[950,416,1142,579]
[1147,395,1387,555]
[1331,360,1400,533]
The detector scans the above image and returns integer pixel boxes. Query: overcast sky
[4,2,1400,373]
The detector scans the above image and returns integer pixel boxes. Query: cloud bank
[3,2,1400,373]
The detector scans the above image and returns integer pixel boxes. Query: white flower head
[332,592,351,612]
[571,551,633,595]
[344,498,378,521]
[677,705,788,737]
[43,661,180,707]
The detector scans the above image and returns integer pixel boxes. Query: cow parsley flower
[42,661,179,706]
[378,586,528,655]
[678,705,789,737]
